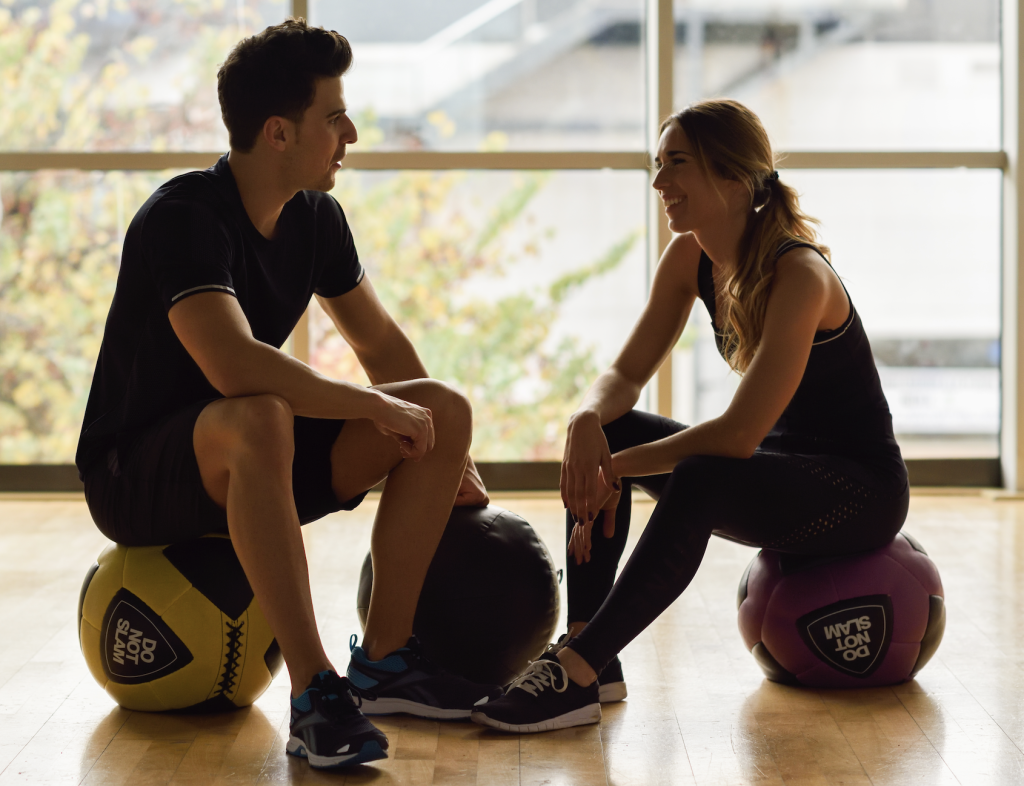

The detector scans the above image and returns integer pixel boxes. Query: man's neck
[226,150,295,240]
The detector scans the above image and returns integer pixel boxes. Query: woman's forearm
[610,416,757,477]
[575,368,643,425]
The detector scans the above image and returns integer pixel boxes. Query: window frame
[0,0,1012,490]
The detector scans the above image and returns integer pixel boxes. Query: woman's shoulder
[774,243,832,285]
[772,242,850,331]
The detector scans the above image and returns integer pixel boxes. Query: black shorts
[83,400,369,546]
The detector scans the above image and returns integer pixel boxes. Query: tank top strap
[696,250,717,317]
[696,239,855,346]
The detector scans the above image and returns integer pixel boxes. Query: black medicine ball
[357,505,560,685]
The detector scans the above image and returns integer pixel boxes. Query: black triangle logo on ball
[797,594,893,678]
[100,588,194,685]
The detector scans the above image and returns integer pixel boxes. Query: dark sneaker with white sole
[287,670,389,769]
[597,656,627,703]
[346,635,503,720]
[546,633,627,704]
[471,652,601,733]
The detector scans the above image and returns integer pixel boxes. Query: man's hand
[455,456,490,507]
[370,389,435,460]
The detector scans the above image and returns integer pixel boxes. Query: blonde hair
[662,99,829,373]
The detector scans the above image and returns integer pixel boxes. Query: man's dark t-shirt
[75,155,364,476]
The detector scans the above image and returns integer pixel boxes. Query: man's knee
[390,379,472,445]
[202,394,295,464]
[432,382,472,449]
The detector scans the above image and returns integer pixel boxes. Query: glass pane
[672,169,1001,459]
[0,170,181,462]
[311,169,649,460]
[310,0,646,151]
[673,0,1000,150]
[1,0,287,152]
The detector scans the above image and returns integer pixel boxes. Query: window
[668,0,1004,469]
[0,0,1015,487]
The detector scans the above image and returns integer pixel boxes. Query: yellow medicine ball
[78,534,282,712]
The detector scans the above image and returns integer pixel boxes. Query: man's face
[289,75,357,192]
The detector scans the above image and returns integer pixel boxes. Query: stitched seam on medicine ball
[217,620,244,697]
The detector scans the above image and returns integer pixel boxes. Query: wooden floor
[2,491,1024,784]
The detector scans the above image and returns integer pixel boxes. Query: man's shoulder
[139,170,236,231]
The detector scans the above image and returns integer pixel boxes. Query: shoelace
[509,659,568,697]
[545,633,571,656]
[318,675,365,715]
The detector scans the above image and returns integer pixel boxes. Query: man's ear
[261,116,292,152]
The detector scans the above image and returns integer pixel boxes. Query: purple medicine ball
[737,532,945,688]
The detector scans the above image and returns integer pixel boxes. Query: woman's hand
[371,390,435,460]
[567,465,621,564]
[561,410,617,527]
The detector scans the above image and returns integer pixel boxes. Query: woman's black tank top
[697,241,906,484]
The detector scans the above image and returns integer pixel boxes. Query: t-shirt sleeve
[142,196,236,312]
[314,195,365,298]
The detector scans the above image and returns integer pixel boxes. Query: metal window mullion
[1002,0,1022,490]
[0,151,1007,171]
[289,0,310,362]
[649,0,674,418]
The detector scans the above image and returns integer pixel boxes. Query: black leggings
[566,410,909,675]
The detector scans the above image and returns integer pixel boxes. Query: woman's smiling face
[652,121,745,235]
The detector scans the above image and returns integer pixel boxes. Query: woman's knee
[602,409,684,454]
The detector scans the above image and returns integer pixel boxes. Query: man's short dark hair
[218,19,353,152]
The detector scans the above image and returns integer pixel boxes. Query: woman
[471,99,909,733]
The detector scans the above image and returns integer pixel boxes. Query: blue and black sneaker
[287,670,389,769]
[346,635,503,720]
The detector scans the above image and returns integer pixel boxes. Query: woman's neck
[692,210,749,273]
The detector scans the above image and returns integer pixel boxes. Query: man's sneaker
[470,653,601,733]
[346,635,503,720]
[546,633,627,704]
[597,656,627,703]
[286,670,389,769]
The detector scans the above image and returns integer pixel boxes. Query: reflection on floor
[1,491,1023,784]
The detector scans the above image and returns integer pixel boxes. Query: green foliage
[0,0,253,461]
[314,170,640,460]
[1,0,641,463]
[0,170,168,461]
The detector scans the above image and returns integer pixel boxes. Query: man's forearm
[357,323,430,386]
[218,339,382,420]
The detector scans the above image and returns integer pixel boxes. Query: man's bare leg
[194,393,401,697]
[194,394,330,697]
[194,381,470,692]
[330,379,472,661]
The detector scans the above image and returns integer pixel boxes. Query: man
[76,19,501,770]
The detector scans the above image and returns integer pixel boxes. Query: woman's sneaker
[287,670,389,769]
[346,635,503,720]
[597,656,628,703]
[546,633,627,704]
[470,653,601,733]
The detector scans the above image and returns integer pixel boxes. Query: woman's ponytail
[666,101,828,373]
